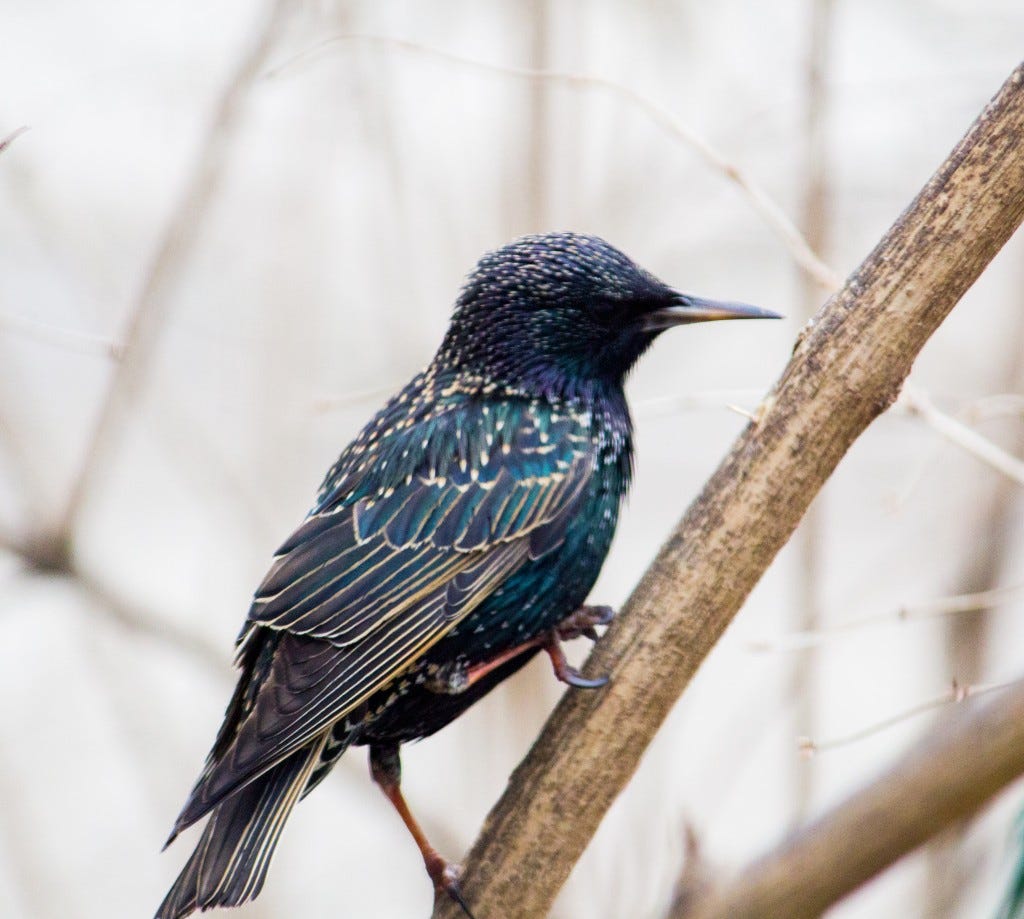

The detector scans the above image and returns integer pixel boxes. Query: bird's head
[438,233,780,400]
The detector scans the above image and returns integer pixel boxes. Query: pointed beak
[643,293,783,332]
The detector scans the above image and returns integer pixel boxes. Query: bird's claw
[559,666,609,689]
[555,604,615,642]
[427,604,617,697]
[432,861,476,919]
[544,625,610,690]
[544,604,615,689]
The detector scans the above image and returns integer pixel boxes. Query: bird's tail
[156,736,326,919]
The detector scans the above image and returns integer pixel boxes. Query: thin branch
[434,61,1024,919]
[0,125,28,155]
[0,309,122,359]
[744,582,1024,653]
[668,826,717,917]
[674,677,1024,919]
[964,392,1024,421]
[266,33,841,290]
[0,532,229,683]
[798,679,1015,755]
[77,571,228,681]
[901,386,1024,485]
[53,0,293,543]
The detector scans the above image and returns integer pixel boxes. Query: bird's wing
[177,404,593,826]
[249,408,591,642]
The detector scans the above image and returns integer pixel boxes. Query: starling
[157,233,779,918]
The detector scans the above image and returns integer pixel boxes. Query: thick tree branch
[435,61,1024,919]
[673,679,1024,919]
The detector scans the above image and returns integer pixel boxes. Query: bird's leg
[444,604,615,692]
[369,743,476,919]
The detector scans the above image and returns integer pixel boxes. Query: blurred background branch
[0,125,28,155]
[674,677,1024,919]
[52,0,295,549]
[267,32,840,289]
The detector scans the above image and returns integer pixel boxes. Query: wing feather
[180,401,594,826]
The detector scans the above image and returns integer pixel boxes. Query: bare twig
[0,309,122,359]
[0,126,28,155]
[53,0,293,544]
[0,529,229,682]
[902,386,1024,485]
[77,571,228,681]
[798,679,1015,755]
[964,392,1024,421]
[267,33,840,290]
[744,582,1024,652]
[434,61,1024,919]
[674,677,1024,919]
[312,384,400,412]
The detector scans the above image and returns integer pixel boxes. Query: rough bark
[435,60,1024,919]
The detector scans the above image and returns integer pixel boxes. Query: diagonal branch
[53,0,292,545]
[901,386,1024,485]
[674,678,1024,919]
[0,126,28,155]
[435,60,1024,919]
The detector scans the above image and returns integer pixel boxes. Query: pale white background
[1,2,1023,917]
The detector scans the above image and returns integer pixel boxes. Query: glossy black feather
[171,403,597,834]
[159,233,765,918]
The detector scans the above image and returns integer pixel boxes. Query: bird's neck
[423,362,632,436]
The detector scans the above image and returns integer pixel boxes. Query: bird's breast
[436,425,630,662]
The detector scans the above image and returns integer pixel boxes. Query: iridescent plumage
[157,233,777,918]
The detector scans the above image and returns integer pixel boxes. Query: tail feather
[157,735,326,919]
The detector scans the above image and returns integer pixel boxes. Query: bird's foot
[543,631,609,689]
[554,604,615,642]
[543,604,615,689]
[426,605,616,695]
[427,856,476,919]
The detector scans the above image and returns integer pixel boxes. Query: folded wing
[173,402,592,831]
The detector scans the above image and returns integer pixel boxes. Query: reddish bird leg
[457,604,615,691]
[370,743,475,919]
